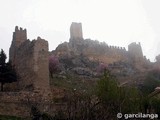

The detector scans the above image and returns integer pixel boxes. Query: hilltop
[50,22,159,87]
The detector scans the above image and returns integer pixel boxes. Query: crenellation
[66,22,148,65]
[107,45,126,51]
[9,26,27,67]
[15,26,18,31]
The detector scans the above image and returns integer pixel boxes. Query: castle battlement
[12,26,27,48]
[108,45,126,53]
[15,26,26,32]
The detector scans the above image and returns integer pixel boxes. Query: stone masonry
[128,42,144,62]
[70,22,83,41]
[56,22,147,66]
[0,22,154,117]
[9,26,50,93]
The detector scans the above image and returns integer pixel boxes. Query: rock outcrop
[52,22,151,77]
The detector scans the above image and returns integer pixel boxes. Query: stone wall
[9,27,50,93]
[54,22,150,70]
[81,41,129,64]
[0,92,64,117]
[9,26,27,66]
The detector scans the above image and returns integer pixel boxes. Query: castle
[8,22,151,91]
[54,22,150,70]
[0,22,157,117]
[9,26,50,92]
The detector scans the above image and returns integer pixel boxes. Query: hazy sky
[0,0,160,61]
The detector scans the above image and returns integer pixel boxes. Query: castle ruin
[8,23,147,92]
[0,22,155,117]
[9,26,50,93]
[55,22,147,67]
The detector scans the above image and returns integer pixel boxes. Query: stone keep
[70,22,83,40]
[128,42,143,62]
[9,26,50,92]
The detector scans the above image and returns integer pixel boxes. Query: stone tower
[13,26,27,46]
[128,42,143,63]
[9,26,27,65]
[9,26,50,93]
[70,22,83,41]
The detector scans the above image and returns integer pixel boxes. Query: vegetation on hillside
[46,69,160,120]
[0,115,24,120]
[49,55,60,78]
[140,71,160,95]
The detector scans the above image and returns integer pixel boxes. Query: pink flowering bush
[97,63,108,73]
[49,55,60,77]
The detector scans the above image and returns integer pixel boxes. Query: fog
[0,0,160,61]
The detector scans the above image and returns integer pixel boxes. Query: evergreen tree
[0,49,17,91]
[0,49,6,68]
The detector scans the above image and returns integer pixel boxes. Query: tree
[140,70,160,95]
[0,49,17,91]
[0,49,6,67]
[96,69,141,119]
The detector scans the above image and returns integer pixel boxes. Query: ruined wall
[9,27,50,93]
[67,23,128,64]
[82,44,129,64]
[0,92,64,117]
[69,23,130,64]
[56,23,141,65]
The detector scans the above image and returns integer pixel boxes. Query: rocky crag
[51,22,152,80]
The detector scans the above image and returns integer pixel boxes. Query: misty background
[0,0,160,62]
